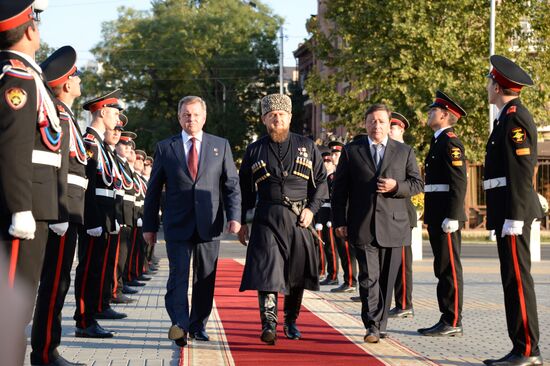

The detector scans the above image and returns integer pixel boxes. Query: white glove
[86,226,103,237]
[501,219,524,237]
[315,223,323,231]
[441,218,459,233]
[49,222,69,236]
[9,211,36,240]
[137,218,143,227]
[109,220,121,234]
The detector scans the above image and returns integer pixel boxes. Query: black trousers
[97,233,119,313]
[336,236,357,286]
[495,226,540,357]
[31,223,79,364]
[125,227,139,282]
[394,245,413,309]
[113,226,131,299]
[320,225,339,281]
[0,221,49,366]
[73,229,108,328]
[355,242,401,332]
[427,226,463,327]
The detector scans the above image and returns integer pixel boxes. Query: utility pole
[279,26,284,94]
[489,0,497,133]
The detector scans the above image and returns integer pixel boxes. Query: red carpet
[212,259,385,366]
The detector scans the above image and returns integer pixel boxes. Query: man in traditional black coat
[238,94,328,345]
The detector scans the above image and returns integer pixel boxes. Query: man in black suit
[482,55,543,366]
[332,103,423,343]
[418,91,467,338]
[143,96,241,347]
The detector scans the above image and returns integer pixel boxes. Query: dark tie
[187,137,198,180]
[373,143,383,168]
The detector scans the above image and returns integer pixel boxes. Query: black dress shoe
[319,277,338,286]
[75,324,114,338]
[111,294,136,304]
[168,324,185,340]
[388,306,414,318]
[175,335,188,347]
[190,329,210,341]
[380,331,388,339]
[330,284,357,293]
[483,352,543,366]
[283,322,302,340]
[364,326,380,343]
[350,296,361,302]
[94,307,127,320]
[260,322,277,345]
[418,321,462,337]
[137,275,151,281]
[122,285,138,294]
[32,355,87,366]
[126,279,145,287]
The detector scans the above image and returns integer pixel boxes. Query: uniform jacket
[114,154,136,227]
[332,137,423,247]
[82,127,117,231]
[423,127,467,226]
[0,51,63,223]
[143,132,241,242]
[484,98,544,229]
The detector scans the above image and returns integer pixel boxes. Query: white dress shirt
[181,130,203,161]
[367,135,389,163]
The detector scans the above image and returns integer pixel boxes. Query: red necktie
[187,137,198,180]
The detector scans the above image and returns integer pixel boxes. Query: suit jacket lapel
[357,137,376,171]
[170,135,193,180]
[378,139,395,176]
[196,134,210,181]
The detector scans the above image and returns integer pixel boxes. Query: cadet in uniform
[0,2,63,363]
[418,91,467,337]
[387,112,417,319]
[482,55,543,366]
[111,127,138,304]
[30,45,87,366]
[315,147,339,286]
[238,94,328,345]
[328,140,358,294]
[73,90,123,338]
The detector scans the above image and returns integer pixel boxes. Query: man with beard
[238,94,328,345]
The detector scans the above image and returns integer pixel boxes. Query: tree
[306,0,549,162]
[83,0,281,157]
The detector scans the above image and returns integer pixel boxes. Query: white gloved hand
[501,219,524,237]
[86,226,103,237]
[110,220,121,234]
[441,218,459,233]
[49,222,69,236]
[9,211,36,240]
[137,218,143,227]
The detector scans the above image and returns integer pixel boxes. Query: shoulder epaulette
[446,132,457,138]
[83,133,97,144]
[507,106,517,115]
[1,59,33,80]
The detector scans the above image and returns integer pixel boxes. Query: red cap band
[490,68,523,92]
[435,98,462,119]
[89,98,119,113]
[390,119,405,128]
[48,65,77,88]
[119,136,132,142]
[0,6,33,32]
[331,145,342,152]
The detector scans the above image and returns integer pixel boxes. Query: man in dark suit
[482,56,543,366]
[332,103,423,343]
[143,96,241,348]
[418,91,467,338]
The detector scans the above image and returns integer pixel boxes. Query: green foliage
[306,0,549,162]
[82,0,281,157]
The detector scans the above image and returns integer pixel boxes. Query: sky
[39,0,318,68]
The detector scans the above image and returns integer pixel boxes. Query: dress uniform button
[282,171,288,177]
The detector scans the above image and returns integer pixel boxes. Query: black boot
[258,291,278,345]
[283,288,304,340]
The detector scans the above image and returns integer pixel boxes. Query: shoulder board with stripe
[83,133,97,144]
[9,59,26,70]
[3,68,33,80]
[446,132,457,138]
[507,106,517,115]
